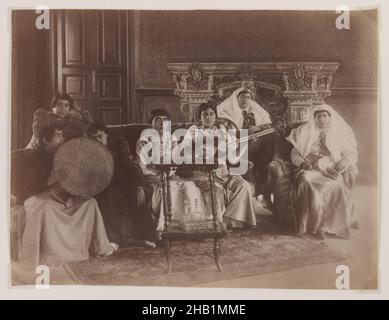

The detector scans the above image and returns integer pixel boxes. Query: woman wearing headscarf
[217,87,274,200]
[87,121,148,246]
[26,92,94,149]
[136,109,210,239]
[178,103,256,230]
[217,87,271,131]
[287,103,358,240]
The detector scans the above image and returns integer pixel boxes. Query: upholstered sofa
[266,124,298,231]
[10,120,301,260]
[108,121,302,232]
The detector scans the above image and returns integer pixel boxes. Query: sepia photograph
[5,3,380,293]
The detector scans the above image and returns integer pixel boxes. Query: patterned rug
[66,223,347,287]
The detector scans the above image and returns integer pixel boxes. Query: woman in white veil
[287,103,358,239]
[217,87,274,201]
[217,87,271,131]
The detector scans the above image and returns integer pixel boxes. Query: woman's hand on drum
[81,192,90,201]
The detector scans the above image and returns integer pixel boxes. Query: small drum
[53,138,114,196]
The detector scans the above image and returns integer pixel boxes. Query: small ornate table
[154,164,224,273]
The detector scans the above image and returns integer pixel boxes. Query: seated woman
[217,87,274,201]
[87,121,153,247]
[287,103,358,240]
[20,187,117,270]
[26,92,93,149]
[179,103,257,230]
[11,124,65,261]
[135,109,207,239]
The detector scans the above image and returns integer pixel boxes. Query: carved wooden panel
[97,74,122,100]
[98,11,121,66]
[63,11,85,67]
[99,107,122,124]
[64,75,86,99]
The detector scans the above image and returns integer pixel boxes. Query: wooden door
[55,10,129,124]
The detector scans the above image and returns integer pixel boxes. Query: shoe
[220,222,231,235]
[350,221,359,230]
[315,230,326,240]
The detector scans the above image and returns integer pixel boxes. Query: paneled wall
[138,10,378,88]
[11,11,51,149]
[328,89,377,185]
[11,10,378,184]
[136,10,378,184]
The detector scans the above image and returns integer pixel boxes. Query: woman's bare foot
[97,242,119,257]
[141,240,157,248]
[110,242,119,252]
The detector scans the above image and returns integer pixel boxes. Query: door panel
[97,11,122,66]
[57,10,90,113]
[63,11,85,66]
[93,11,128,124]
[55,10,128,125]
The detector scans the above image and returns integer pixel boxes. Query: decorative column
[169,63,215,122]
[277,63,339,123]
[167,62,339,124]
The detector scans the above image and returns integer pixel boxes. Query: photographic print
[8,6,379,291]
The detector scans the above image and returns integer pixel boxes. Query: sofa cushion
[107,123,193,156]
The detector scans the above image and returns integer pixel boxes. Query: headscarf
[286,103,358,165]
[217,87,271,129]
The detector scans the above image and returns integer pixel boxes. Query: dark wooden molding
[136,87,175,96]
[331,87,378,99]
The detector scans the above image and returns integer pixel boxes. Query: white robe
[288,104,358,237]
[20,192,114,270]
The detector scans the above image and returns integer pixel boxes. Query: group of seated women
[11,88,359,270]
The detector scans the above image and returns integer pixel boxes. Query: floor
[10,185,378,290]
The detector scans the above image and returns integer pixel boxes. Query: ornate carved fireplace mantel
[167,62,339,124]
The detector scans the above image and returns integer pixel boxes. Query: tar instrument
[217,117,275,146]
[230,126,275,145]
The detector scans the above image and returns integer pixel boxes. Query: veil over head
[286,103,358,165]
[217,87,271,129]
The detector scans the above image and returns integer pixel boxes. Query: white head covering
[286,103,358,165]
[217,87,271,129]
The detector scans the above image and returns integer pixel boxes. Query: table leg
[213,237,223,272]
[165,240,172,273]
